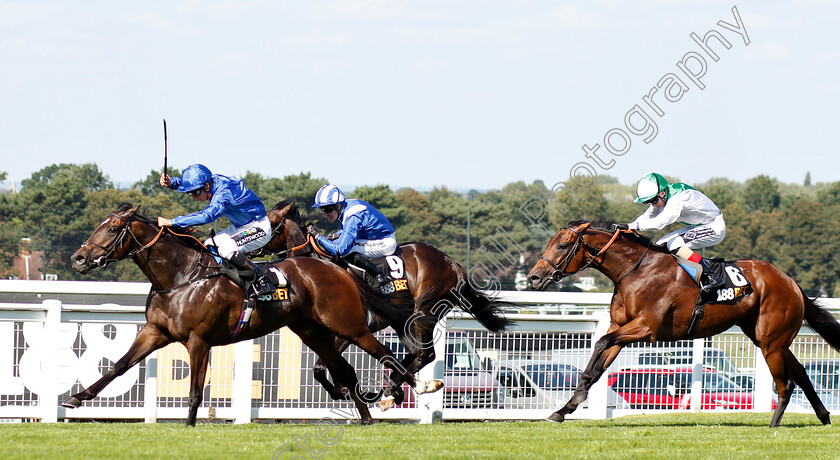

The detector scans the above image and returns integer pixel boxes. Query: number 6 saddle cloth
[675,256,754,306]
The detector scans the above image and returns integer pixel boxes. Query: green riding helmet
[634,172,668,203]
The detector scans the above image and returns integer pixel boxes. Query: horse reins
[82,211,230,294]
[541,223,635,282]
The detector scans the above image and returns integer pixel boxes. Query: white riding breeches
[656,214,726,251]
[205,216,273,259]
[347,233,397,258]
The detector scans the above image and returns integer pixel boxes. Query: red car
[607,366,754,410]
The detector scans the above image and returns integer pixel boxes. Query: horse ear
[128,204,141,216]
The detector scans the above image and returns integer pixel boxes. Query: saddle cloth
[699,259,753,305]
[362,249,410,295]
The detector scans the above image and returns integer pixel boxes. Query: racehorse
[63,203,441,425]
[528,218,840,427]
[261,200,515,408]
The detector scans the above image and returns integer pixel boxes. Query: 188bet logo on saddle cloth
[712,264,753,304]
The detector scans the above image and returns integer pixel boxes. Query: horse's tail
[448,262,516,333]
[801,285,840,351]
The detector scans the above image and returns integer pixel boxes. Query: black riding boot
[699,258,725,293]
[230,252,276,296]
[347,253,390,288]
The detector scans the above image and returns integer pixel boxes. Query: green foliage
[3,166,840,295]
[742,175,780,213]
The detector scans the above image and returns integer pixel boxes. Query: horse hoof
[61,396,81,409]
[546,412,565,423]
[360,418,374,426]
[379,396,395,411]
[415,379,444,394]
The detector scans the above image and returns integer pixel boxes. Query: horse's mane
[568,218,668,252]
[115,202,207,251]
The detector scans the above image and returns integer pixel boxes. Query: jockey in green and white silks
[627,172,726,293]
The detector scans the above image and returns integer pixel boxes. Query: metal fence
[1,280,839,423]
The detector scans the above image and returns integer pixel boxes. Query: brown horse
[261,200,514,408]
[528,218,840,427]
[63,203,440,425]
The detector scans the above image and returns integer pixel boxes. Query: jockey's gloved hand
[306,225,320,237]
[611,223,630,231]
[326,232,340,240]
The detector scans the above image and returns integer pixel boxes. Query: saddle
[347,249,411,296]
[681,258,754,339]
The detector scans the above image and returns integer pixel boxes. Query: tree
[15,164,114,280]
[741,175,780,213]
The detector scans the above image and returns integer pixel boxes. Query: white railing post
[753,347,774,412]
[418,322,446,424]
[233,339,255,424]
[41,299,61,423]
[144,351,158,423]
[587,312,612,419]
[690,338,705,412]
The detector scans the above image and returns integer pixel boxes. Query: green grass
[1,413,837,459]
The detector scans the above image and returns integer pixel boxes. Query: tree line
[1,165,837,296]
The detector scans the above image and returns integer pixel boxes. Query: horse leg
[761,346,797,428]
[185,339,211,427]
[549,319,651,423]
[313,338,354,400]
[62,325,171,408]
[783,350,831,425]
[348,332,442,411]
[292,324,374,425]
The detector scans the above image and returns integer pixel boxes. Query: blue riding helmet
[177,164,212,193]
[312,184,346,207]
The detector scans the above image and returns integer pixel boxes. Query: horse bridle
[540,223,624,282]
[80,212,165,268]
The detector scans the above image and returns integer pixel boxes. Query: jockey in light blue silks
[158,164,275,298]
[624,172,726,293]
[310,184,397,288]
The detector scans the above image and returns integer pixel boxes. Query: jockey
[158,164,275,298]
[624,172,726,293]
[310,184,396,288]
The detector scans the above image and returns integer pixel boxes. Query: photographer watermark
[519,5,750,230]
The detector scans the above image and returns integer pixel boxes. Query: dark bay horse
[528,218,840,427]
[64,203,440,425]
[261,200,514,408]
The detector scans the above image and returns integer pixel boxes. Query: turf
[0,413,836,459]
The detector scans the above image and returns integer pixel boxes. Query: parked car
[381,330,501,409]
[607,366,754,410]
[494,360,581,409]
[802,359,840,394]
[553,346,740,376]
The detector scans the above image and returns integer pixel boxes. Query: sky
[1,1,838,192]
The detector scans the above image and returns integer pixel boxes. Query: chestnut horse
[260,200,514,408]
[528,218,840,427]
[63,203,441,425]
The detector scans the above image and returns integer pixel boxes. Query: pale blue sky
[1,1,837,191]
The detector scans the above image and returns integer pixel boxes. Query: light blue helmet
[312,184,346,207]
[177,164,212,193]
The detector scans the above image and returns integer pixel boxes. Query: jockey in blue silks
[158,164,275,298]
[310,184,397,288]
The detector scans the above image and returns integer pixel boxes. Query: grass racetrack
[1,413,837,459]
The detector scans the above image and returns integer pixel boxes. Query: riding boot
[230,252,276,297]
[347,253,390,288]
[698,258,725,293]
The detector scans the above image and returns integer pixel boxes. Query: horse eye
[556,244,568,250]
[108,226,118,233]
